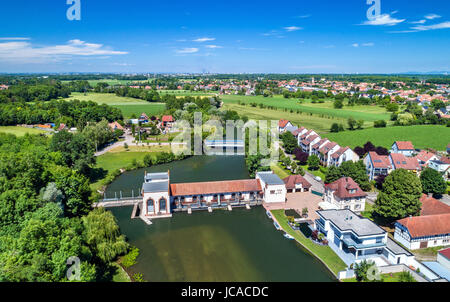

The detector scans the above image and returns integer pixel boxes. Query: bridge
[204,140,245,155]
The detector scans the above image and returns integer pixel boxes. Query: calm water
[107,156,335,282]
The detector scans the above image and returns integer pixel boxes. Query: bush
[122,246,140,268]
[374,120,387,128]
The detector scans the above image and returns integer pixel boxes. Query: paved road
[438,194,450,206]
[303,171,325,194]
[95,134,134,156]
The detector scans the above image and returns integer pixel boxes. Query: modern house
[391,141,415,157]
[298,129,318,147]
[364,152,392,181]
[300,134,321,155]
[415,150,438,168]
[428,160,450,181]
[318,142,340,166]
[311,138,330,157]
[329,147,360,168]
[323,177,367,212]
[394,213,450,250]
[315,209,415,267]
[283,175,312,193]
[256,171,287,203]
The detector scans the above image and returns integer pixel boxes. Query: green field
[158,90,215,96]
[326,125,450,151]
[223,103,346,133]
[222,95,391,124]
[0,126,48,136]
[65,92,166,118]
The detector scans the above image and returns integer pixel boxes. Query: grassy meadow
[65,92,166,118]
[326,125,450,151]
[0,126,48,136]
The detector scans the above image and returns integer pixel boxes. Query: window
[270,190,275,194]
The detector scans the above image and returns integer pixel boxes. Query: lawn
[301,165,327,180]
[65,92,166,118]
[271,209,347,275]
[0,126,48,136]
[326,125,450,151]
[271,163,291,179]
[222,95,390,123]
[223,103,345,133]
[342,272,413,282]
[112,262,131,282]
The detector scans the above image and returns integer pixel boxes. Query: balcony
[342,236,385,250]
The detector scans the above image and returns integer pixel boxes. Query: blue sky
[0,0,449,73]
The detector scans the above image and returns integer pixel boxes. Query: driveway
[303,172,325,194]
[95,133,134,156]
[264,192,323,222]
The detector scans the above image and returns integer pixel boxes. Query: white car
[314,176,322,182]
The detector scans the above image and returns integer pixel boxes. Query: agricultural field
[0,126,48,136]
[223,103,347,133]
[158,90,215,97]
[221,95,391,123]
[65,92,166,118]
[326,125,450,151]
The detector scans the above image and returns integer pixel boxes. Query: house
[364,152,392,181]
[318,142,340,166]
[391,141,415,156]
[423,248,450,282]
[420,194,450,216]
[300,134,321,154]
[415,150,438,168]
[283,175,312,193]
[389,153,420,174]
[323,177,367,212]
[311,138,330,157]
[256,171,287,203]
[108,121,124,132]
[329,147,360,167]
[161,115,174,128]
[291,127,307,139]
[278,119,293,133]
[428,160,450,180]
[315,209,411,265]
[138,113,150,124]
[438,248,450,270]
[394,213,450,250]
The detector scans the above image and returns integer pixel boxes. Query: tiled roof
[279,119,290,128]
[416,150,436,163]
[312,138,329,150]
[439,248,450,260]
[440,157,450,164]
[331,146,350,159]
[390,153,420,170]
[300,129,314,140]
[325,177,367,199]
[319,142,338,155]
[393,141,414,150]
[368,152,392,169]
[420,194,450,216]
[397,213,450,238]
[283,175,312,190]
[162,115,174,122]
[170,179,262,196]
[301,134,319,146]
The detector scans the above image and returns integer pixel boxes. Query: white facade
[324,188,366,212]
[256,172,287,203]
[394,225,450,250]
[330,148,360,167]
[390,143,415,157]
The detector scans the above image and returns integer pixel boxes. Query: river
[107,156,335,282]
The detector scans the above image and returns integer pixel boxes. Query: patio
[263,192,322,221]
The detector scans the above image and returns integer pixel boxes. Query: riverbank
[270,209,347,276]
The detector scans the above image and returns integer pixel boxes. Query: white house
[256,171,287,203]
[142,172,172,218]
[364,152,392,181]
[415,150,438,168]
[300,134,321,155]
[329,147,360,167]
[428,160,450,181]
[311,138,330,157]
[323,177,367,212]
[394,213,450,250]
[318,142,340,167]
[391,141,415,157]
[278,119,294,133]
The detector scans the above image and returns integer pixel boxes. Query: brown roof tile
[397,213,450,238]
[325,177,367,199]
[420,194,450,216]
[283,175,312,190]
[170,179,262,196]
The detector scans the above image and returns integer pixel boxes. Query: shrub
[374,120,387,128]
[122,246,140,268]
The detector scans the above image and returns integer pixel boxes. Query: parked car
[315,176,322,182]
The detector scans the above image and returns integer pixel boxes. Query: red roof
[312,138,329,150]
[331,146,350,159]
[393,141,415,150]
[416,150,436,164]
[420,194,450,216]
[291,127,305,137]
[162,115,174,122]
[170,179,262,196]
[439,248,450,260]
[397,213,450,238]
[319,142,338,155]
[441,157,450,164]
[368,152,392,169]
[283,175,312,190]
[390,153,420,171]
[325,177,367,199]
[279,119,290,128]
[301,134,319,146]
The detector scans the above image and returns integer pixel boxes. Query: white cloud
[295,15,311,19]
[193,37,216,42]
[0,37,30,41]
[324,45,335,48]
[362,42,375,47]
[361,14,405,26]
[412,21,450,31]
[205,45,222,49]
[176,47,199,54]
[425,14,441,20]
[410,19,426,24]
[284,26,303,32]
[352,43,359,47]
[0,39,127,63]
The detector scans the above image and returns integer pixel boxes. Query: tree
[325,166,342,184]
[398,271,416,282]
[363,141,376,154]
[82,208,129,263]
[82,119,114,152]
[334,99,343,109]
[386,102,399,113]
[420,168,446,197]
[307,155,320,170]
[347,118,357,130]
[354,260,378,282]
[374,169,422,221]
[281,132,298,154]
[353,146,365,157]
[330,123,340,133]
[294,148,309,165]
